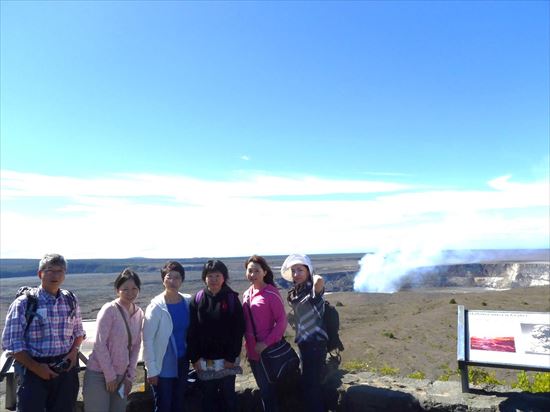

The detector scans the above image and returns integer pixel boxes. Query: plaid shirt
[1,286,85,357]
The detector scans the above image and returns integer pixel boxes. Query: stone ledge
[118,372,550,412]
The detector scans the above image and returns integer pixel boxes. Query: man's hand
[31,363,58,380]
[193,359,203,371]
[223,360,235,369]
[65,350,78,371]
[13,351,58,380]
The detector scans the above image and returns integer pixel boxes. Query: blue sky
[1,1,548,259]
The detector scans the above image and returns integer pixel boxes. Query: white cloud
[1,170,548,258]
[241,155,250,161]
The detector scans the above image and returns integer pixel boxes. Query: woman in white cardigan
[142,261,191,412]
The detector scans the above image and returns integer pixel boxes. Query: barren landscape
[1,251,549,410]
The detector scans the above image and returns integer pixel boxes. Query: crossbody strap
[115,302,132,386]
[244,297,258,340]
[115,303,132,352]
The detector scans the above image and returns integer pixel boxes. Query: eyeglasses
[165,275,182,281]
[43,269,66,275]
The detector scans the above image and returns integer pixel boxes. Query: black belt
[32,354,66,364]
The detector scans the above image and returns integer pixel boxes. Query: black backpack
[16,286,77,335]
[323,300,344,355]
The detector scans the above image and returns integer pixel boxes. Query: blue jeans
[15,361,79,412]
[152,358,189,412]
[299,341,327,412]
[201,375,237,412]
[250,359,279,412]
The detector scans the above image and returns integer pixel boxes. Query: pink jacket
[243,284,287,361]
[87,300,144,383]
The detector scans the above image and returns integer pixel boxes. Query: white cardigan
[142,292,190,377]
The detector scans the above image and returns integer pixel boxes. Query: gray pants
[83,369,127,412]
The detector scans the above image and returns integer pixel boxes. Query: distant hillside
[0,253,363,278]
[0,257,210,278]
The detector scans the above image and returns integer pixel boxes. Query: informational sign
[458,306,550,371]
[467,309,550,369]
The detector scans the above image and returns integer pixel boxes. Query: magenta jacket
[243,284,287,361]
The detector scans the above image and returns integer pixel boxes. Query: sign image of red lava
[470,336,516,352]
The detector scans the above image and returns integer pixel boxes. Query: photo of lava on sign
[470,336,516,352]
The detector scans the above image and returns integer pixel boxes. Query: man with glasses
[1,253,85,412]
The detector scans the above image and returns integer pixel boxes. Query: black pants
[298,341,327,412]
[15,360,79,412]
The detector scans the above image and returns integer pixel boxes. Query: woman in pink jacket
[83,268,144,412]
[242,255,287,412]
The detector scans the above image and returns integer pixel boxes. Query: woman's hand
[255,342,267,354]
[147,375,159,386]
[313,275,324,293]
[124,378,132,397]
[106,378,118,393]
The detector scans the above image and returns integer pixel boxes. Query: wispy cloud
[241,155,250,161]
[1,170,548,259]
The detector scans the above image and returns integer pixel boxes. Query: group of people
[2,252,331,412]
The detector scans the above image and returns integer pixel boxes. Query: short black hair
[161,260,186,282]
[114,268,141,290]
[201,259,229,282]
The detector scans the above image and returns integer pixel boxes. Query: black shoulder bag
[245,301,299,384]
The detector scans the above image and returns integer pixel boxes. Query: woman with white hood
[281,254,327,412]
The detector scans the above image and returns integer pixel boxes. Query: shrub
[407,371,426,379]
[449,298,457,304]
[512,371,550,393]
[438,364,457,381]
[342,360,369,372]
[382,331,396,339]
[468,367,503,386]
[378,364,399,376]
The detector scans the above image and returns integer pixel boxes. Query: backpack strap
[23,289,39,336]
[61,289,77,318]
[194,289,204,305]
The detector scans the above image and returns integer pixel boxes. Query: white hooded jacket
[142,292,190,377]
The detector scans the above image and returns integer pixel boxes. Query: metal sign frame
[457,305,550,392]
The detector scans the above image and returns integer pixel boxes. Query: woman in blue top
[142,261,191,412]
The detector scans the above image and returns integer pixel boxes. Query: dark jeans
[15,362,79,412]
[152,357,189,412]
[201,374,237,412]
[299,341,327,412]
[250,359,279,412]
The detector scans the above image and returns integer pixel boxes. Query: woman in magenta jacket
[242,255,287,412]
